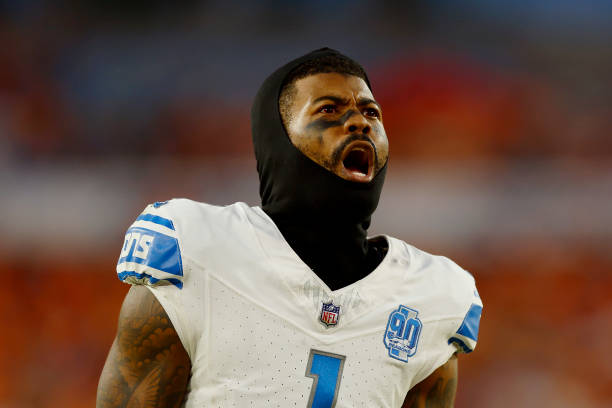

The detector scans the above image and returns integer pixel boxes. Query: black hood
[251,48,388,290]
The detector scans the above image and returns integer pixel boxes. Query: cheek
[292,133,329,165]
[372,125,389,158]
[299,128,325,152]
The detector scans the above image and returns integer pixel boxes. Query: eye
[318,104,337,114]
[364,107,381,118]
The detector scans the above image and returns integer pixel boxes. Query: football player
[97,48,482,407]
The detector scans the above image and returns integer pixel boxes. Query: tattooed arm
[402,354,458,408]
[97,285,191,408]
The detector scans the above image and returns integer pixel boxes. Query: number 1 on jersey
[305,349,346,408]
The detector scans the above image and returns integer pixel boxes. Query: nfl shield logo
[320,301,340,327]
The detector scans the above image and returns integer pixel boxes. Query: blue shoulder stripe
[118,227,183,277]
[136,213,175,230]
[456,303,482,342]
[448,336,473,353]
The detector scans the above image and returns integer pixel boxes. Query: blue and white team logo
[384,305,422,362]
[320,301,340,327]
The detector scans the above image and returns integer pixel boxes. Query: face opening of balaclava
[251,47,388,291]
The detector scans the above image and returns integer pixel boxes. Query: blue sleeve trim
[456,303,482,342]
[448,336,473,353]
[118,227,183,277]
[118,270,183,289]
[136,213,175,230]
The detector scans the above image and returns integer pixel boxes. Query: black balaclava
[251,48,388,290]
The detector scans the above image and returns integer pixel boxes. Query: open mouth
[340,141,375,182]
[343,149,370,175]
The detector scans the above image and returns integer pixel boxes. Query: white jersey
[116,199,482,408]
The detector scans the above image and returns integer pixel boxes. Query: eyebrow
[311,95,349,106]
[357,97,382,110]
[311,95,382,110]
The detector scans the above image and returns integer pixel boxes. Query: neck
[266,211,384,290]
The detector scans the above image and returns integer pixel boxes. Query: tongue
[346,163,365,174]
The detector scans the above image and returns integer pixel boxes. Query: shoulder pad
[448,283,482,353]
[116,202,183,289]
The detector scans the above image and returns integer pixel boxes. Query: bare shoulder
[402,355,458,408]
[97,285,191,408]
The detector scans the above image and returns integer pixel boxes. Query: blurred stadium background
[1,0,611,407]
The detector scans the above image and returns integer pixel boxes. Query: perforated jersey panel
[185,277,411,407]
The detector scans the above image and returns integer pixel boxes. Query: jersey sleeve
[448,279,483,353]
[116,201,184,289]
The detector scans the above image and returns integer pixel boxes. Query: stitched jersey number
[305,350,346,408]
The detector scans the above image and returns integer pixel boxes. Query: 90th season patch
[383,305,422,362]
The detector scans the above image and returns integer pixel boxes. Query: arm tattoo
[403,391,419,408]
[97,286,191,407]
[424,376,457,408]
[402,355,458,408]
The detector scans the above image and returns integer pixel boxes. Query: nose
[344,110,371,134]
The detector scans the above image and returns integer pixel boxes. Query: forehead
[292,73,374,105]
